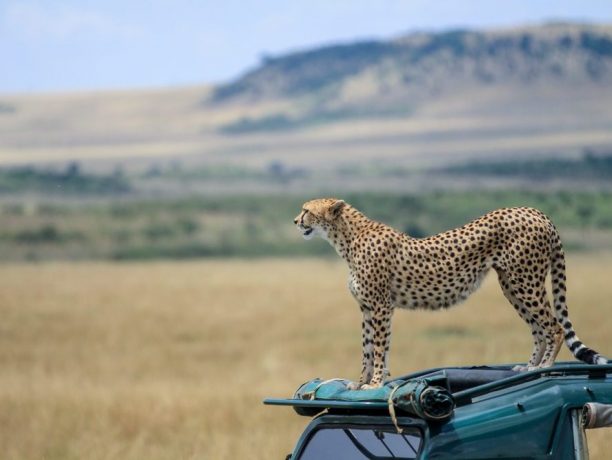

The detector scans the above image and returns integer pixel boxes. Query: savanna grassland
[0,256,610,459]
[3,22,612,460]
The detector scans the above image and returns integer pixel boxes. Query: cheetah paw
[359,383,383,390]
[512,365,539,372]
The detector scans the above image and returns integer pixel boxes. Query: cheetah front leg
[360,303,394,389]
[347,306,374,390]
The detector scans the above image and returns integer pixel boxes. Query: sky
[2,0,612,93]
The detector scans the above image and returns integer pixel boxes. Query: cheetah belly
[391,263,492,311]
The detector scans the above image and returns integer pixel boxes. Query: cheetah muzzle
[294,198,608,389]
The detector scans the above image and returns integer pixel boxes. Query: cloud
[2,2,140,42]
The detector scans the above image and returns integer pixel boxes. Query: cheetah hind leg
[536,322,564,368]
[511,327,549,372]
[511,321,563,371]
[497,270,545,371]
[513,291,564,370]
[512,328,547,372]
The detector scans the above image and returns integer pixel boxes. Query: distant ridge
[212,22,612,107]
[3,22,612,172]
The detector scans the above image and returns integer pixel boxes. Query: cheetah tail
[550,240,609,365]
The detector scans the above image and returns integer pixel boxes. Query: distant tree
[170,160,182,173]
[113,164,125,179]
[267,161,285,177]
[145,163,162,178]
[65,161,81,179]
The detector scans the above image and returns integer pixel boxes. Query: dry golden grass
[0,256,610,459]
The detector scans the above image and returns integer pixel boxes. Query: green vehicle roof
[265,362,612,459]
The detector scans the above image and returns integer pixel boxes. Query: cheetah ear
[327,200,345,220]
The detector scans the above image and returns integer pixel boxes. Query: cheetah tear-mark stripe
[550,236,609,365]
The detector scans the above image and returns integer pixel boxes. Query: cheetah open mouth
[303,227,313,236]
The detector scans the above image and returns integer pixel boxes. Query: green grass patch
[1,190,611,261]
[0,165,130,195]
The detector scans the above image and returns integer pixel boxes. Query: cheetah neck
[323,207,371,263]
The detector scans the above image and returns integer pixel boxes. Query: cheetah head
[294,198,346,240]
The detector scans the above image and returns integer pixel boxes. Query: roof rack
[263,362,612,413]
[452,362,612,405]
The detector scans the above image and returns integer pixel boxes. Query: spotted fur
[294,198,608,389]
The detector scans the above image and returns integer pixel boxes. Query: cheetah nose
[293,218,298,224]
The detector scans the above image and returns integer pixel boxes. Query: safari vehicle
[265,362,612,459]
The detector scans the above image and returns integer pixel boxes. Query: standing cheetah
[294,198,608,389]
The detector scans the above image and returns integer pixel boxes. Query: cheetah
[294,198,608,389]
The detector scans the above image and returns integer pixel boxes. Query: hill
[212,23,612,121]
[1,22,612,180]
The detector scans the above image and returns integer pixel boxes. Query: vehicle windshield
[297,426,422,460]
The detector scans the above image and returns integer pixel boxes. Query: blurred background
[1,1,611,458]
